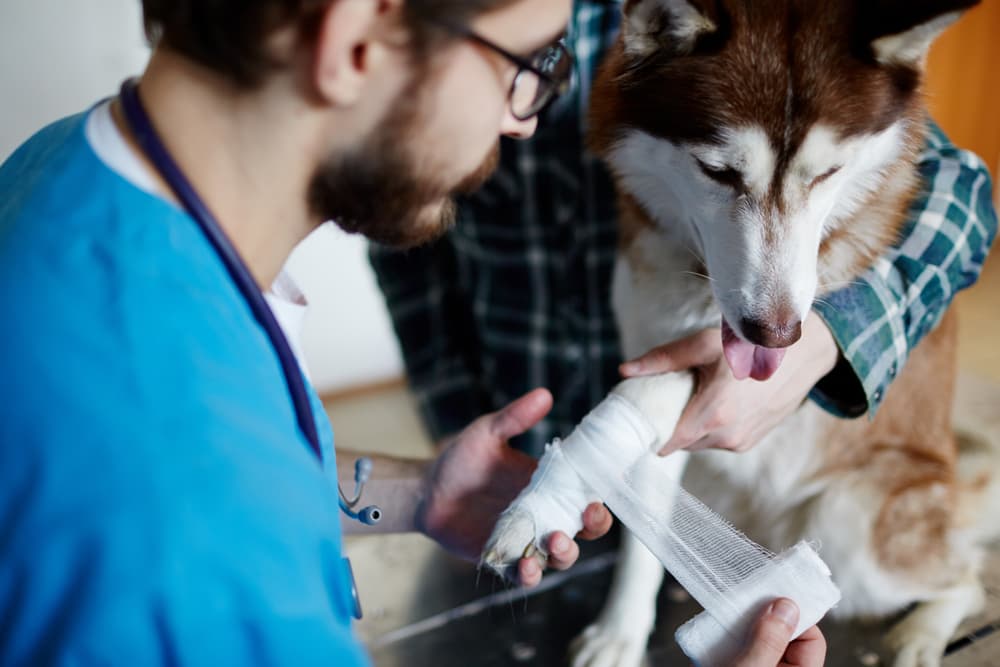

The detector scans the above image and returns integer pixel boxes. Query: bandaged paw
[483,377,683,576]
[482,373,841,667]
[482,443,600,575]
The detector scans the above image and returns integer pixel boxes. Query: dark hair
[141,0,517,88]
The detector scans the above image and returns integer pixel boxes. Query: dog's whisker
[811,297,845,315]
[681,270,714,282]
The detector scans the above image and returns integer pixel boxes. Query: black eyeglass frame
[425,17,574,121]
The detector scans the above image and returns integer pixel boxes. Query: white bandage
[674,542,841,666]
[536,393,841,666]
[512,441,602,549]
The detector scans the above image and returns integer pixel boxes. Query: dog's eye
[696,160,745,191]
[810,166,842,188]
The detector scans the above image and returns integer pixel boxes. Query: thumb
[734,599,799,667]
[488,388,553,441]
[619,329,721,377]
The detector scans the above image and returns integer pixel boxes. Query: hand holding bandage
[481,374,840,667]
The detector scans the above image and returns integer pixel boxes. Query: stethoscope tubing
[114,77,406,622]
[118,80,379,529]
[118,79,323,461]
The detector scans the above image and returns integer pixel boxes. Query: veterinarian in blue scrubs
[0,0,608,663]
[0,0,825,665]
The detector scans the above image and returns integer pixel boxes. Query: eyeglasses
[429,19,575,121]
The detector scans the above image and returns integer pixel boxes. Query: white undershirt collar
[83,100,312,373]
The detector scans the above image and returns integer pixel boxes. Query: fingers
[516,553,545,588]
[620,329,721,377]
[656,360,748,455]
[518,504,613,583]
[733,599,799,667]
[658,387,716,455]
[577,502,613,540]
[782,625,827,667]
[512,534,579,588]
[545,532,580,571]
[488,388,553,441]
[658,406,704,455]
[660,428,749,456]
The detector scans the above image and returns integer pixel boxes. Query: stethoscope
[118,80,382,531]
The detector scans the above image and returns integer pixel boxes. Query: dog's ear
[622,0,718,59]
[864,0,980,67]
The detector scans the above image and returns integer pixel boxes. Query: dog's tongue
[721,319,787,381]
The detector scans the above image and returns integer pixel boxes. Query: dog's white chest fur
[612,228,718,357]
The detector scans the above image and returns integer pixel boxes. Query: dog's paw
[481,508,546,580]
[888,642,945,667]
[568,620,649,667]
[481,441,593,580]
[885,622,946,667]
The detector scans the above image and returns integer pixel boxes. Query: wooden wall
[925,0,1000,181]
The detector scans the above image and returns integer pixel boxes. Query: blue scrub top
[0,112,370,666]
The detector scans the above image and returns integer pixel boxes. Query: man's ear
[865,0,980,68]
[621,0,718,59]
[312,0,383,106]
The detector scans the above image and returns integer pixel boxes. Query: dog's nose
[739,317,802,348]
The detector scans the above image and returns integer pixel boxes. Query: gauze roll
[674,542,841,666]
[509,391,841,666]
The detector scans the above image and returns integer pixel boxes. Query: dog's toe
[886,623,946,667]
[481,508,544,580]
[569,622,647,667]
[890,643,944,667]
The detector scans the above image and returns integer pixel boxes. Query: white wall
[285,226,404,393]
[0,0,404,394]
[0,0,150,160]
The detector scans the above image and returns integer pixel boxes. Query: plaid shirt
[369,1,998,456]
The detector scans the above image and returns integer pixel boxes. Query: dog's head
[592,0,978,379]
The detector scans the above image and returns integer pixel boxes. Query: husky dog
[484,1,998,665]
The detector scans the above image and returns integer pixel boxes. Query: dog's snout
[739,317,802,348]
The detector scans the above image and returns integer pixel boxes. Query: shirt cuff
[809,284,906,419]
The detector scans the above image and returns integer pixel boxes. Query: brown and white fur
[484,1,998,665]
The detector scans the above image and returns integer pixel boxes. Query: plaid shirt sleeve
[811,122,998,418]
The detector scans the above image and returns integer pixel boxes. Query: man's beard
[308,84,500,249]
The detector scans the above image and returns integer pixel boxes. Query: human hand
[732,599,827,667]
[620,312,838,455]
[417,388,613,586]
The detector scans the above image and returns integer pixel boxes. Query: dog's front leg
[571,531,664,667]
[886,566,985,667]
[570,438,689,667]
[481,373,693,583]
